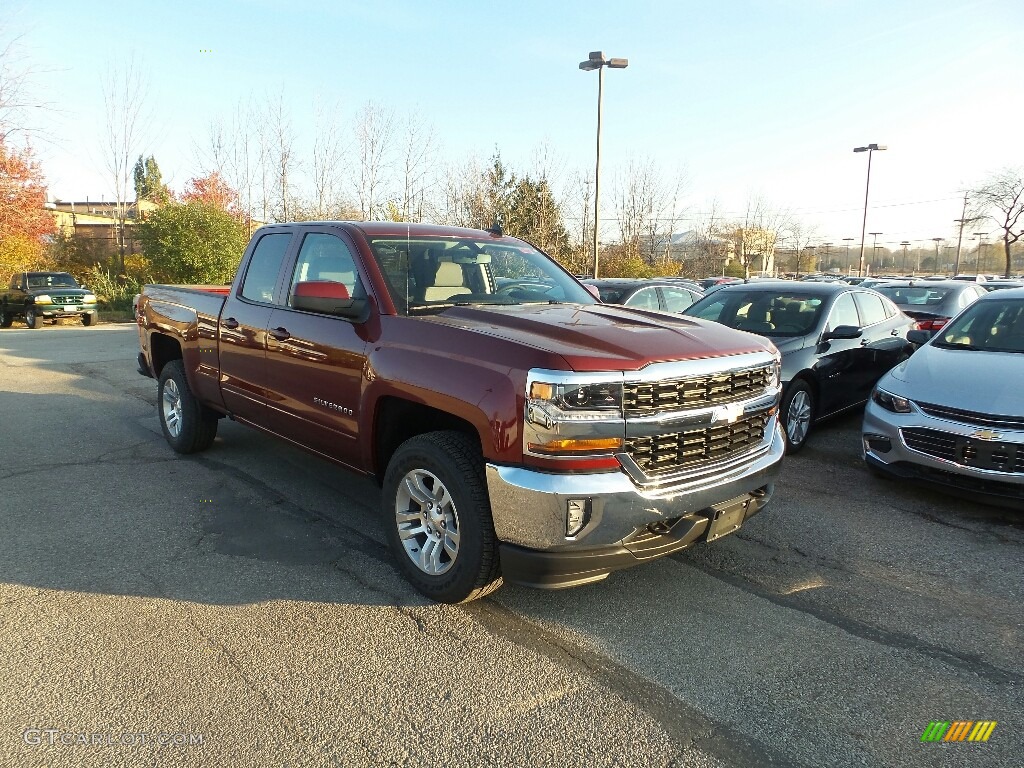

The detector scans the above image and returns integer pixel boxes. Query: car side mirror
[583,284,601,300]
[906,329,931,346]
[292,281,367,321]
[821,325,862,341]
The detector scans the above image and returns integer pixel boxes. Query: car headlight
[34,294,52,304]
[83,293,97,303]
[872,388,912,413]
[529,381,622,411]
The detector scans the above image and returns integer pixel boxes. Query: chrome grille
[623,365,773,416]
[902,427,1024,474]
[626,412,770,476]
[917,402,1024,430]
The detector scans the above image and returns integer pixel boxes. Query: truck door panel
[218,231,294,425]
[263,231,369,467]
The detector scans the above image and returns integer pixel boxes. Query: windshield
[686,290,825,337]
[874,285,951,305]
[933,298,1024,353]
[366,236,595,315]
[27,273,79,289]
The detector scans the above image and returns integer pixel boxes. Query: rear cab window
[240,233,293,304]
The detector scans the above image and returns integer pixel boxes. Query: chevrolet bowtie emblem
[714,402,745,424]
[971,429,1002,441]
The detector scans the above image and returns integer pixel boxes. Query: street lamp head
[588,51,604,61]
[579,60,602,71]
[607,58,629,68]
[854,143,887,152]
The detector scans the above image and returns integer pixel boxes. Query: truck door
[263,229,370,469]
[218,231,295,426]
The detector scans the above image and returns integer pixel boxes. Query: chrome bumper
[485,418,785,551]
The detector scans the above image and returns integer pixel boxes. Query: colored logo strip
[921,721,997,743]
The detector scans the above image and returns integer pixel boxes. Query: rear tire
[157,360,219,454]
[0,312,11,328]
[25,308,43,329]
[382,431,502,603]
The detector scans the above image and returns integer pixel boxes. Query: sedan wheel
[782,381,814,453]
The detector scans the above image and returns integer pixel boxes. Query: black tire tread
[384,430,502,603]
[158,360,218,454]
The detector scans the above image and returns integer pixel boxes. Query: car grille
[901,427,1024,474]
[626,412,770,476]
[916,402,1024,430]
[623,365,773,416]
[52,296,81,305]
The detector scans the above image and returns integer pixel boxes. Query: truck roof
[263,221,505,240]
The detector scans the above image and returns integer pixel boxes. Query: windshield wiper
[931,340,981,351]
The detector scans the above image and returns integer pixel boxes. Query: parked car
[951,274,988,283]
[841,276,868,285]
[698,277,743,291]
[684,282,914,452]
[136,222,786,603]
[983,279,1024,292]
[863,288,1024,508]
[1,271,99,328]
[583,278,704,312]
[871,280,988,336]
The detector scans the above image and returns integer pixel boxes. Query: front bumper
[863,399,1024,509]
[486,419,785,588]
[38,304,98,318]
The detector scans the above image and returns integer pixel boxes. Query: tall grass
[85,267,147,312]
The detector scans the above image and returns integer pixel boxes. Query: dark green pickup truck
[1,272,99,329]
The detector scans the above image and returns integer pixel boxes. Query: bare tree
[970,168,1024,278]
[353,102,394,220]
[309,99,347,220]
[101,55,149,272]
[396,108,436,222]
[0,28,53,143]
[729,195,791,277]
[264,92,298,222]
[611,157,687,267]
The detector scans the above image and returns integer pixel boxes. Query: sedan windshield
[933,298,1024,353]
[27,273,79,289]
[367,236,595,314]
[686,290,825,337]
[874,286,952,306]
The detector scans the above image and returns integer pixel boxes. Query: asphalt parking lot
[1,323,1020,768]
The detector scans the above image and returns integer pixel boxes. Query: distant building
[46,198,159,260]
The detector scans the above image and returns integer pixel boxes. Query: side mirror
[907,329,931,346]
[292,281,367,321]
[821,324,862,341]
[583,284,602,300]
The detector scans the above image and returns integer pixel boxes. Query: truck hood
[422,303,773,372]
[886,343,1022,413]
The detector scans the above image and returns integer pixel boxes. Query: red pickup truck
[136,222,784,602]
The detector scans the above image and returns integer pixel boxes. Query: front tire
[781,380,814,453]
[82,312,96,326]
[25,308,43,329]
[382,431,502,603]
[157,360,219,454]
[0,311,11,328]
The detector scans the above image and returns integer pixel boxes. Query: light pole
[930,237,943,274]
[823,242,832,272]
[973,232,988,274]
[579,50,628,279]
[869,232,882,275]
[854,143,887,277]
[843,237,854,273]
[900,241,910,273]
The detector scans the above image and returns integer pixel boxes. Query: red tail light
[914,317,949,331]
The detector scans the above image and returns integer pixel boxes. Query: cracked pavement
[0,323,1020,767]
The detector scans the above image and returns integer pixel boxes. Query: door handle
[860,339,870,346]
[890,329,900,336]
[269,327,291,342]
[221,317,239,330]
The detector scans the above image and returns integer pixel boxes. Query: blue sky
[11,0,1024,255]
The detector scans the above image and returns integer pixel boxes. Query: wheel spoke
[442,529,460,559]
[403,474,433,507]
[398,522,426,541]
[419,536,440,573]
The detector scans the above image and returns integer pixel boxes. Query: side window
[853,291,887,327]
[288,233,364,308]
[825,293,860,331]
[661,287,697,312]
[625,288,659,310]
[240,233,292,304]
[694,297,729,322]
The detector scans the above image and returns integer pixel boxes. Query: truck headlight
[529,381,622,411]
[872,388,911,413]
[83,293,97,303]
[34,294,52,304]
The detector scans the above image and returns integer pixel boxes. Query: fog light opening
[566,498,593,538]
[864,434,892,454]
